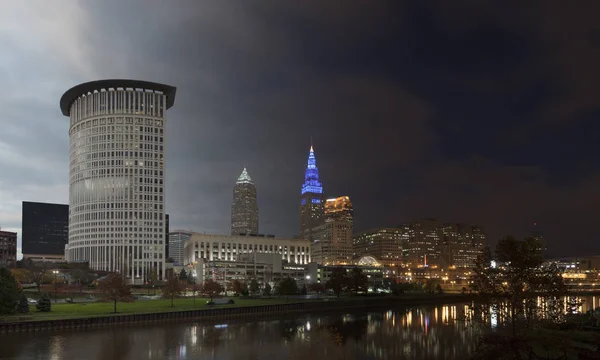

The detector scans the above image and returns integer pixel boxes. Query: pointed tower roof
[236,167,253,184]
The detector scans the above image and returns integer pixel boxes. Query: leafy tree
[277,277,298,299]
[10,268,31,285]
[326,267,349,298]
[36,294,52,312]
[202,279,223,302]
[23,259,50,294]
[435,283,443,294]
[249,279,260,295]
[0,267,20,315]
[17,294,29,314]
[178,269,188,281]
[263,283,272,298]
[424,278,439,294]
[309,283,326,299]
[98,273,134,313]
[228,279,245,296]
[348,268,368,294]
[163,275,183,307]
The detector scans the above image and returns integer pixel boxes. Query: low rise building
[306,261,385,290]
[184,232,311,265]
[0,230,17,267]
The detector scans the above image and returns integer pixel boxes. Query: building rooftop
[60,79,177,116]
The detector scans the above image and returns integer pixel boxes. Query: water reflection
[3,296,600,360]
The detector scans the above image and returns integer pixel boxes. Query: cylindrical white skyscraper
[60,79,176,283]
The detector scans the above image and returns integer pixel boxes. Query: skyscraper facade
[21,201,69,261]
[231,168,259,235]
[60,79,176,283]
[299,146,324,241]
[353,227,408,267]
[168,230,192,265]
[311,196,353,265]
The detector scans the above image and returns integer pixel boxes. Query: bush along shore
[0,293,472,333]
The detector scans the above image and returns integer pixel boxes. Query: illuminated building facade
[0,230,17,267]
[311,196,354,265]
[183,233,311,265]
[353,227,409,267]
[231,168,259,235]
[299,145,324,241]
[61,79,176,283]
[168,230,192,266]
[440,224,486,268]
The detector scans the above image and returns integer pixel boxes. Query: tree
[178,269,188,281]
[98,273,134,313]
[17,294,29,314]
[309,283,326,299]
[277,277,298,300]
[36,293,51,312]
[0,267,20,315]
[229,279,245,296]
[24,260,50,294]
[471,236,569,359]
[249,279,260,295]
[348,268,368,294]
[263,283,272,298]
[300,284,307,295]
[326,267,349,298]
[435,283,443,294]
[163,275,183,307]
[202,279,223,302]
[10,268,31,285]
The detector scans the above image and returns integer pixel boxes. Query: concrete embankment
[0,294,473,333]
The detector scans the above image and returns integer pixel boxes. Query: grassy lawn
[2,297,294,322]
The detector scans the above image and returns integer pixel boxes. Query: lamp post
[53,270,59,303]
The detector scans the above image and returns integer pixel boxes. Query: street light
[53,270,59,303]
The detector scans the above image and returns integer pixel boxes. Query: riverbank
[0,294,473,333]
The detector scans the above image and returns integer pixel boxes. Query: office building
[193,252,307,289]
[165,214,170,258]
[306,262,384,289]
[22,201,69,261]
[440,224,486,269]
[60,79,176,283]
[168,230,191,265]
[0,230,17,267]
[353,227,409,267]
[299,145,324,241]
[311,196,354,265]
[231,168,259,235]
[183,233,311,265]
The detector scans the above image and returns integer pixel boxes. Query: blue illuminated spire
[301,145,323,195]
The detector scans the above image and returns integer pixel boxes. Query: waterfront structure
[231,168,259,235]
[311,196,354,265]
[168,230,192,265]
[0,230,17,267]
[353,228,409,267]
[183,233,311,265]
[193,252,307,289]
[299,146,324,241]
[60,79,176,283]
[21,201,69,261]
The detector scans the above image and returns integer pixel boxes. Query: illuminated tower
[231,167,259,235]
[299,145,324,241]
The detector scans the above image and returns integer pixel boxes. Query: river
[1,296,599,360]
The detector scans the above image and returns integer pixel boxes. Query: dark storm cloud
[2,1,599,256]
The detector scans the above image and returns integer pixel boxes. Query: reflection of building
[184,233,311,265]
[299,146,324,241]
[22,201,69,261]
[307,262,384,289]
[311,196,354,265]
[0,230,17,267]
[61,79,177,282]
[168,230,192,265]
[231,168,259,235]
[353,228,408,267]
[194,252,307,289]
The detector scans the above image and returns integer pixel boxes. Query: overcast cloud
[2,1,600,259]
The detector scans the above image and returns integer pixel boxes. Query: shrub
[17,294,29,314]
[36,294,52,312]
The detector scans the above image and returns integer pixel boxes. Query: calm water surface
[2,296,599,360]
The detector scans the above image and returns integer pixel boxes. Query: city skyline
[1,2,600,260]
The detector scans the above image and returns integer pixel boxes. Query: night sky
[1,1,599,258]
